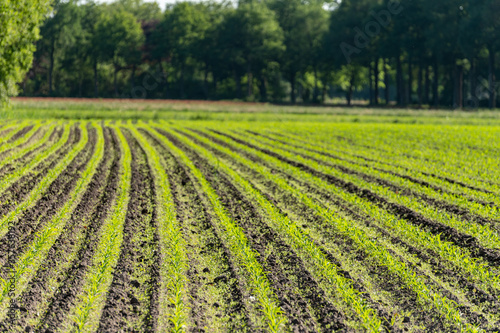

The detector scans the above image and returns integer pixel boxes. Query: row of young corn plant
[0,122,60,171]
[0,122,84,239]
[252,128,500,208]
[0,123,42,156]
[221,133,500,282]
[62,125,130,333]
[143,124,288,333]
[0,121,33,146]
[0,122,69,195]
[247,130,500,223]
[273,124,500,194]
[188,129,494,329]
[241,128,500,231]
[225,130,500,253]
[128,125,189,332]
[199,129,500,311]
[0,121,20,137]
[185,127,485,332]
[164,127,385,332]
[0,122,105,322]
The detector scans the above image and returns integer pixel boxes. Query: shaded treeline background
[20,0,499,108]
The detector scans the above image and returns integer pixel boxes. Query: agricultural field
[0,107,500,332]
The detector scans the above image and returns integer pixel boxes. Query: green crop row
[273,124,500,194]
[184,126,484,332]
[0,121,32,146]
[0,123,41,156]
[144,124,288,333]
[0,122,84,238]
[0,122,105,322]
[255,128,500,210]
[0,122,59,171]
[226,129,500,256]
[64,124,131,332]
[0,122,69,197]
[246,129,500,224]
[165,126,384,332]
[128,124,189,332]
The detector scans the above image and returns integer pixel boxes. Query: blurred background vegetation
[3,0,500,109]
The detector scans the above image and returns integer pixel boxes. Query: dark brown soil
[36,127,121,333]
[0,125,115,333]
[97,129,160,332]
[158,128,348,332]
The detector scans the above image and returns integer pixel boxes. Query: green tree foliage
[16,0,500,108]
[0,0,52,105]
[94,7,145,96]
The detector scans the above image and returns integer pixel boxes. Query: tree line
[20,0,499,108]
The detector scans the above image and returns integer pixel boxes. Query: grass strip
[0,122,83,238]
[0,122,104,321]
[62,125,131,333]
[144,124,287,333]
[186,127,484,333]
[128,125,189,332]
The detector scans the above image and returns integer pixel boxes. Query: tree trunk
[290,72,296,104]
[489,47,496,109]
[247,61,253,98]
[433,56,439,107]
[94,59,98,98]
[452,63,464,109]
[158,61,169,98]
[180,62,185,99]
[233,69,242,99]
[384,59,390,105]
[322,80,327,103]
[396,53,403,105]
[131,65,136,95]
[458,64,464,109]
[424,65,430,105]
[418,62,423,107]
[79,77,83,98]
[470,58,477,108]
[368,62,373,105]
[347,73,354,106]
[114,65,119,97]
[313,66,319,103]
[259,76,267,102]
[203,64,209,100]
[49,38,55,96]
[407,54,413,105]
[374,57,379,105]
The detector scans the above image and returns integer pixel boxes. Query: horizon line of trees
[20,0,500,109]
